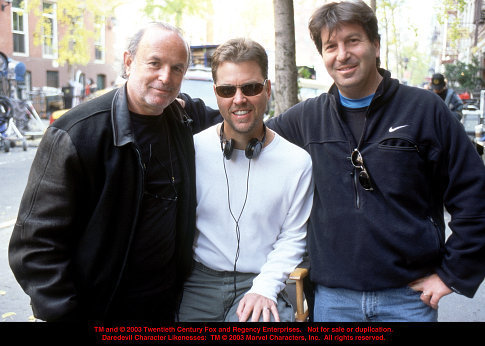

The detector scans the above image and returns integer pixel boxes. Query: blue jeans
[314,285,438,322]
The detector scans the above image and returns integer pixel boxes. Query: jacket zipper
[332,91,377,209]
[353,171,360,208]
[331,95,364,210]
[353,100,375,209]
[105,144,145,316]
[427,216,444,253]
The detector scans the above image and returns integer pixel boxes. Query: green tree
[377,0,404,74]
[436,0,469,48]
[142,0,211,27]
[401,45,430,86]
[376,0,433,85]
[444,57,484,92]
[27,0,122,68]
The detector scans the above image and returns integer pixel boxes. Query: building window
[46,70,59,88]
[42,2,58,58]
[94,16,106,63]
[12,0,28,55]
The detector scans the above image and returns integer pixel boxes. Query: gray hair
[121,22,191,79]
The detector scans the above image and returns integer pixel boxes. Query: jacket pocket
[404,216,443,267]
[378,136,420,152]
[427,216,444,254]
[370,136,426,202]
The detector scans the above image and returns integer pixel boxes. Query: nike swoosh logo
[389,125,409,132]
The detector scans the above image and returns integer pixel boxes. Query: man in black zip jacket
[267,0,485,322]
[8,23,220,322]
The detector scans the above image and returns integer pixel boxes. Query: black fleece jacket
[267,69,485,297]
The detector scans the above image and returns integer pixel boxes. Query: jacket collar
[111,83,134,147]
[329,68,397,105]
[111,83,192,147]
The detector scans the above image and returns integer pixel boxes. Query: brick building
[0,0,119,113]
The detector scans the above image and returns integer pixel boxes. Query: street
[0,143,38,322]
[0,140,484,323]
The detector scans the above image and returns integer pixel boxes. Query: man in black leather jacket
[8,23,219,322]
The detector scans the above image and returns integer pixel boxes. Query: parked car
[49,108,69,124]
[181,66,218,109]
[298,78,330,101]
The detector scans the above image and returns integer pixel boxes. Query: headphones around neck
[219,122,266,160]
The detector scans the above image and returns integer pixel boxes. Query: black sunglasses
[350,149,373,191]
[215,80,267,98]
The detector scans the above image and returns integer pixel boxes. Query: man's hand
[409,273,453,309]
[236,293,280,322]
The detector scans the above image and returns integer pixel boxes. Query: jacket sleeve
[8,127,83,321]
[266,103,306,148]
[435,106,485,297]
[450,91,464,113]
[246,155,314,302]
[178,93,222,134]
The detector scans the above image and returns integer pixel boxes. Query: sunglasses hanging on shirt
[350,148,373,191]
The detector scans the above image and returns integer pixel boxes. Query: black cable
[222,153,251,321]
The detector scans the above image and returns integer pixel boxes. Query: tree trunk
[370,0,376,12]
[273,0,298,116]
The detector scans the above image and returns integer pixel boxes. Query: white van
[298,78,330,101]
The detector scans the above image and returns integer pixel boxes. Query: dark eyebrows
[324,31,365,45]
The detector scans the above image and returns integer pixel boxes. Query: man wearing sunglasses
[178,38,313,322]
[267,0,485,322]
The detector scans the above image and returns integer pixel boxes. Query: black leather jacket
[9,85,219,321]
